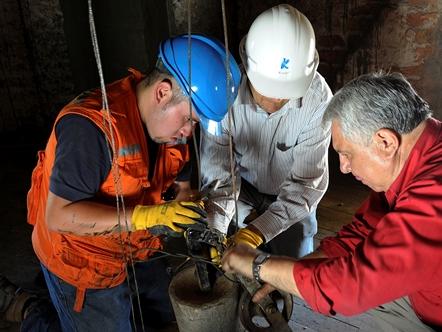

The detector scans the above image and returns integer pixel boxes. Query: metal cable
[186,0,202,191]
[87,1,144,330]
[220,0,239,232]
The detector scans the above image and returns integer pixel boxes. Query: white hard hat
[240,4,319,99]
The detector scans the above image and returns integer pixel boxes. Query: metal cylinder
[169,265,240,332]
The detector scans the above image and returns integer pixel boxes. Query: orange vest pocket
[27,150,45,225]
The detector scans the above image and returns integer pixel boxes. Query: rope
[87,1,144,330]
[87,2,239,330]
[220,0,240,232]
[186,0,202,191]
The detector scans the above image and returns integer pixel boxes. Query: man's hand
[230,227,264,248]
[222,243,278,303]
[173,181,198,202]
[221,243,258,278]
[131,201,207,237]
[252,283,276,303]
[222,243,304,300]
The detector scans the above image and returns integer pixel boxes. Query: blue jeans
[233,178,317,259]
[23,258,174,332]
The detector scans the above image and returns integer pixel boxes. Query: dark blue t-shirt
[50,115,112,202]
[50,114,191,202]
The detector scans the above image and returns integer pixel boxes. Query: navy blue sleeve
[175,161,191,182]
[49,114,112,202]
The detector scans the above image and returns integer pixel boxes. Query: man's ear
[373,128,400,160]
[155,80,172,105]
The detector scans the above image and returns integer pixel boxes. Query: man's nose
[179,121,194,137]
[339,155,351,174]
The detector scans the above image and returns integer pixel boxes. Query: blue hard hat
[158,34,241,135]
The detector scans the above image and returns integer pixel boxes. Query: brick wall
[170,0,442,119]
[307,0,442,119]
[1,0,440,134]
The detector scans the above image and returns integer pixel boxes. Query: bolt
[266,305,277,314]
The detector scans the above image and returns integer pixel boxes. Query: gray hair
[322,72,432,145]
[142,59,189,108]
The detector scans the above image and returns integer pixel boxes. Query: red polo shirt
[294,118,442,326]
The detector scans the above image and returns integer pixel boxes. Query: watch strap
[252,252,271,283]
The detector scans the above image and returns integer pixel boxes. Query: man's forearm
[302,249,327,260]
[46,191,133,235]
[221,244,304,300]
[258,256,303,299]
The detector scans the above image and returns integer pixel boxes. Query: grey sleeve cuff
[250,210,286,242]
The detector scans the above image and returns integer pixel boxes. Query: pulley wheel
[239,289,293,331]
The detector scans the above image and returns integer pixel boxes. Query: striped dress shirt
[200,72,333,241]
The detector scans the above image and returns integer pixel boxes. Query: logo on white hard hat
[279,57,290,74]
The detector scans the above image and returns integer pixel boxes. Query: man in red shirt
[222,72,442,331]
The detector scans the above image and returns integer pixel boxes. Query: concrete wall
[166,0,237,57]
[59,0,169,93]
[0,0,73,134]
[0,0,169,135]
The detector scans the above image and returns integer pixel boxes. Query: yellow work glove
[209,234,227,266]
[230,227,264,249]
[210,247,222,266]
[132,201,207,237]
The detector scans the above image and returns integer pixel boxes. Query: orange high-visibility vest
[27,69,189,311]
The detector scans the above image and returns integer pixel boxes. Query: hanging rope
[87,1,144,330]
[86,1,239,331]
[220,0,240,232]
[186,0,203,191]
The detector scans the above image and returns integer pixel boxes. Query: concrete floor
[0,136,376,331]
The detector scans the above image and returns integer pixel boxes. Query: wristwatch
[252,252,271,283]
